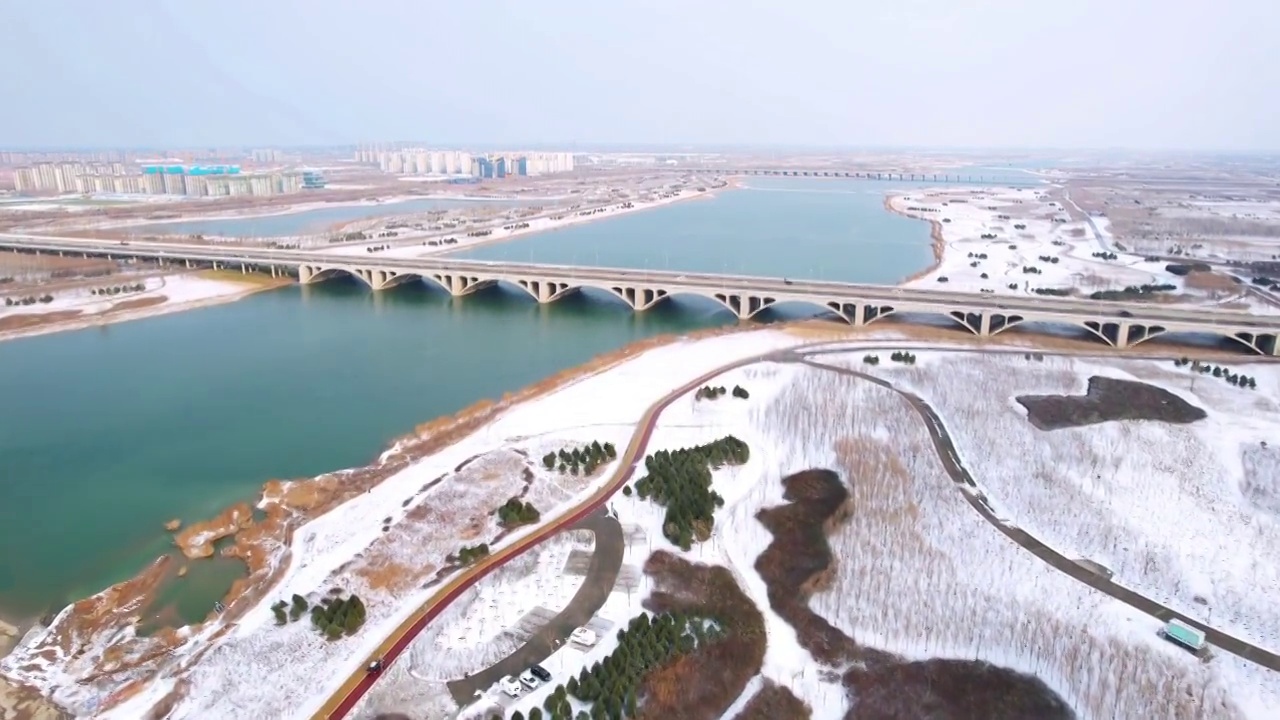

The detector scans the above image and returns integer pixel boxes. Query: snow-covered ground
[1,328,802,719]
[0,272,269,341]
[755,357,1280,720]
[11,330,1278,719]
[830,349,1280,656]
[892,186,1273,313]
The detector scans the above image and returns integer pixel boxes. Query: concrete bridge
[686,168,1010,184]
[1,233,1276,355]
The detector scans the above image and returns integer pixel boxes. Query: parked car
[500,675,523,698]
[530,664,552,683]
[519,668,540,689]
[570,626,597,647]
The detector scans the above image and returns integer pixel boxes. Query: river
[0,177,939,626]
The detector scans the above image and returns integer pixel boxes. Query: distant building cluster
[11,162,318,198]
[355,145,575,178]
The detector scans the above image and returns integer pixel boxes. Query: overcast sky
[2,0,1276,151]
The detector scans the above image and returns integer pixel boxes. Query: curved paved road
[792,351,1280,672]
[444,507,623,704]
[314,351,780,720]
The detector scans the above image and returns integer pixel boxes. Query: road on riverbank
[793,348,1280,672]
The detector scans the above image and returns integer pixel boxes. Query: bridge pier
[948,310,1026,337]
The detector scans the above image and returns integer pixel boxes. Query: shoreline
[0,272,290,344]
[884,192,947,285]
[0,321,762,708]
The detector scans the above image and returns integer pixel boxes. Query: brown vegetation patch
[638,552,766,720]
[1183,270,1242,293]
[103,295,168,314]
[0,309,83,332]
[732,679,811,720]
[1017,375,1206,430]
[754,469,869,665]
[843,659,1074,720]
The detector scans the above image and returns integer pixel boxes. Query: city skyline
[2,0,1278,152]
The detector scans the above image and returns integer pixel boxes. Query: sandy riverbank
[885,193,947,285]
[0,271,290,343]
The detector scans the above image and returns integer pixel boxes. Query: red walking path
[315,352,774,719]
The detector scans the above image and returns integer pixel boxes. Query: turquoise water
[452,178,935,283]
[0,284,723,623]
[134,197,528,238]
[0,178,938,625]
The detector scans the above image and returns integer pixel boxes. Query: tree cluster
[425,237,460,247]
[862,354,881,365]
[502,222,532,231]
[496,497,541,527]
[364,244,391,253]
[271,593,313,625]
[1015,223,1029,230]
[1037,255,1061,264]
[90,282,146,296]
[980,233,997,240]
[1021,266,1043,275]
[307,593,367,639]
[521,612,720,720]
[1032,287,1070,296]
[466,229,494,237]
[1089,283,1175,301]
[694,384,750,401]
[1091,251,1119,261]
[966,252,989,260]
[1165,262,1212,276]
[634,436,749,549]
[1174,358,1258,389]
[890,351,917,365]
[543,441,617,476]
[3,294,54,306]
[453,543,490,566]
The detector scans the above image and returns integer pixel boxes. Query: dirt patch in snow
[732,679,811,720]
[638,552,766,720]
[1241,442,1280,517]
[1017,376,1206,430]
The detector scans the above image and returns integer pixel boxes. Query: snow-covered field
[755,357,1280,719]
[0,328,802,719]
[829,349,1280,656]
[892,186,1272,312]
[10,328,1278,719]
[0,272,268,341]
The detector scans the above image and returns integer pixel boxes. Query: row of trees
[508,613,716,720]
[1037,255,1062,264]
[496,497,540,527]
[425,237,461,247]
[502,222,532,231]
[90,282,146,296]
[543,441,618,475]
[633,436,749,549]
[1092,251,1119,261]
[1032,287,1070,296]
[453,543,490,566]
[1173,358,1258,389]
[694,384,750,401]
[3,294,54,306]
[274,592,369,639]
[364,244,391,253]
[1089,283,1175,301]
[889,351,918,365]
[1022,265,1043,275]
[466,229,494,237]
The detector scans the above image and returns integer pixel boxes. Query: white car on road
[519,668,541,689]
[570,626,597,647]
[500,675,523,698]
